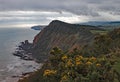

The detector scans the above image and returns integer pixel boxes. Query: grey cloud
[0,0,120,21]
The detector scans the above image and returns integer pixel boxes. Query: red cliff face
[32,20,100,62]
[33,34,39,44]
[33,30,45,44]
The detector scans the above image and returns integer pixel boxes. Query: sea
[0,28,42,82]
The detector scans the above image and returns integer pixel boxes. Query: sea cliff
[31,20,102,62]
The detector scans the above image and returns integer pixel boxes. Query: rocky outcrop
[13,40,34,61]
[31,20,103,62]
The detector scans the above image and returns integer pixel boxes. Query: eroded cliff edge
[31,20,103,62]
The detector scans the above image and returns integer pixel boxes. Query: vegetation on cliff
[41,47,119,82]
[32,20,104,62]
[18,48,120,82]
[19,27,120,82]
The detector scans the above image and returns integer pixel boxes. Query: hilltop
[31,20,103,62]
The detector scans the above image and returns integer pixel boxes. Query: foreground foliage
[42,47,119,82]
[19,28,120,82]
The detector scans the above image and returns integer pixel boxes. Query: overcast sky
[0,0,120,28]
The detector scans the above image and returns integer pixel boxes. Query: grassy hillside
[19,28,120,82]
[31,20,103,62]
[18,48,120,82]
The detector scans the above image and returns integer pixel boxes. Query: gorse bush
[18,28,120,82]
[43,47,119,82]
[81,28,120,56]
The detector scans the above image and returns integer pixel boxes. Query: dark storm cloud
[0,0,120,16]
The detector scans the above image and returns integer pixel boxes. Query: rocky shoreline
[13,40,34,61]
[11,40,43,82]
[2,61,43,82]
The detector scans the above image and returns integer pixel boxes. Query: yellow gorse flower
[79,55,83,59]
[90,56,96,61]
[43,69,57,76]
[66,59,74,67]
[61,75,67,81]
[96,63,101,67]
[62,55,67,60]
[75,55,83,62]
[75,57,80,62]
[86,61,92,65]
[76,61,81,66]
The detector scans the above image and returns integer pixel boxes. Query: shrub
[43,47,119,82]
